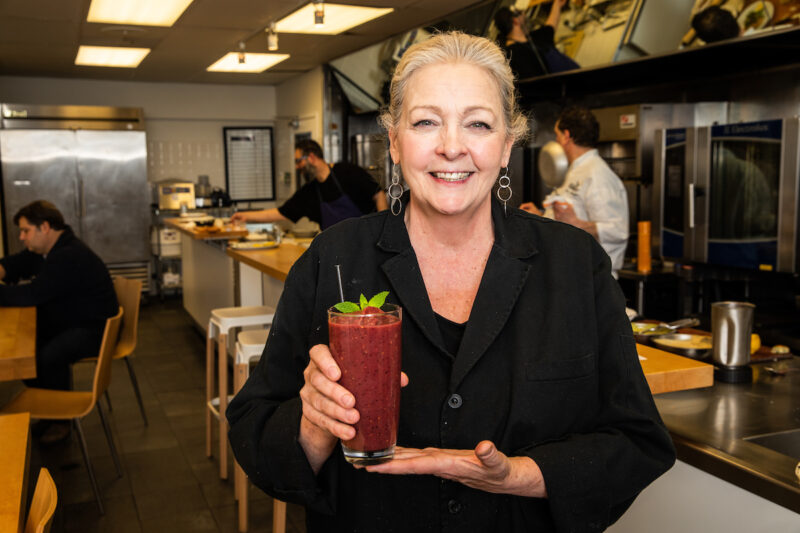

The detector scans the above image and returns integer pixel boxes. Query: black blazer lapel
[381,251,451,359]
[450,201,539,389]
[377,195,450,359]
[450,245,531,389]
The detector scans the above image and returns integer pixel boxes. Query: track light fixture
[238,41,246,64]
[313,0,324,26]
[266,22,278,51]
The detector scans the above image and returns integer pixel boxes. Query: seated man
[0,200,118,397]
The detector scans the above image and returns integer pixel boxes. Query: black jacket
[227,199,675,532]
[0,226,118,341]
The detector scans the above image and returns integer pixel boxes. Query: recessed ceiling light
[87,0,194,27]
[75,46,151,68]
[206,53,290,73]
[276,3,393,35]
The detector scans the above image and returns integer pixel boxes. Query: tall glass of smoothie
[327,304,402,465]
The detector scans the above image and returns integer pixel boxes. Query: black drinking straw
[334,264,345,303]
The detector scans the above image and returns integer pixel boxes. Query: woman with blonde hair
[228,31,674,532]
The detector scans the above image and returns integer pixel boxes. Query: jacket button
[448,499,462,514]
[447,394,462,409]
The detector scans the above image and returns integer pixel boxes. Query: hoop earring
[496,167,512,216]
[388,164,403,216]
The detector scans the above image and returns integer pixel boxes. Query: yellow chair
[2,307,123,515]
[81,277,147,425]
[24,467,57,533]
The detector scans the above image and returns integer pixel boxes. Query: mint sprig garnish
[334,291,389,313]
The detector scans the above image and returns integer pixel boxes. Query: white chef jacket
[543,149,629,275]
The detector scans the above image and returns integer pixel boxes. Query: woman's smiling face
[389,61,514,218]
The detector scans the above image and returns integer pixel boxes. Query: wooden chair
[80,277,147,425]
[2,307,124,515]
[24,467,57,533]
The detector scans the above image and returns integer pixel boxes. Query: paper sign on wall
[620,113,636,129]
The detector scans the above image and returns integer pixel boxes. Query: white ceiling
[0,0,486,86]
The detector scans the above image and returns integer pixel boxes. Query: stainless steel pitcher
[711,301,755,368]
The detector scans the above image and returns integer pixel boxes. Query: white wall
[272,67,324,203]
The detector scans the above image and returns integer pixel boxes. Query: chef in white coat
[521,106,628,277]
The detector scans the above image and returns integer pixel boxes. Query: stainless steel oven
[654,117,800,273]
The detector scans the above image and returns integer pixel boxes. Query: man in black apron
[231,139,387,230]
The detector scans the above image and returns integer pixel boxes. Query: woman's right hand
[298,344,359,472]
[298,343,409,473]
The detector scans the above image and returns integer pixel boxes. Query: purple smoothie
[328,306,402,459]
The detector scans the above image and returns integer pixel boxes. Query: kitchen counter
[166,217,240,328]
[226,241,307,283]
[165,217,247,241]
[610,355,800,532]
[225,238,310,311]
[656,357,800,513]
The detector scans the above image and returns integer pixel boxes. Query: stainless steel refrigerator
[0,103,150,289]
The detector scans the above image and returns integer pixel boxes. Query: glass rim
[327,303,401,317]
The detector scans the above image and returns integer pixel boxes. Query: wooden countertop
[226,242,307,282]
[0,307,36,382]
[638,343,713,395]
[0,412,31,533]
[165,218,248,241]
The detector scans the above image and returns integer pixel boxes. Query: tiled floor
[1,297,306,533]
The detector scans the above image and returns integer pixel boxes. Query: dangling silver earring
[388,164,403,216]
[496,167,512,216]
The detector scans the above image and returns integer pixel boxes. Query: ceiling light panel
[206,53,290,73]
[87,0,194,27]
[276,3,393,35]
[75,46,151,68]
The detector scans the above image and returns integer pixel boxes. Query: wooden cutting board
[637,343,714,395]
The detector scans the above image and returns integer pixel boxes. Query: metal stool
[206,305,274,480]
[232,328,287,533]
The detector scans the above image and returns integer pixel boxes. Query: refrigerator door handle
[73,177,80,220]
[688,182,695,229]
[80,178,86,218]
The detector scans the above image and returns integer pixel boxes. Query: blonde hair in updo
[379,31,528,143]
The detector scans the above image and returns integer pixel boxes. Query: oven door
[702,120,782,271]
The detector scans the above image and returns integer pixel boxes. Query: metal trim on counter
[656,356,800,515]
[672,433,800,514]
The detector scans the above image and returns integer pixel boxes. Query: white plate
[738,1,774,31]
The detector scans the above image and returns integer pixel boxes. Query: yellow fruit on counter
[750,333,761,354]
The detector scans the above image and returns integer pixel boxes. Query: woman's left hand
[365,440,547,498]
